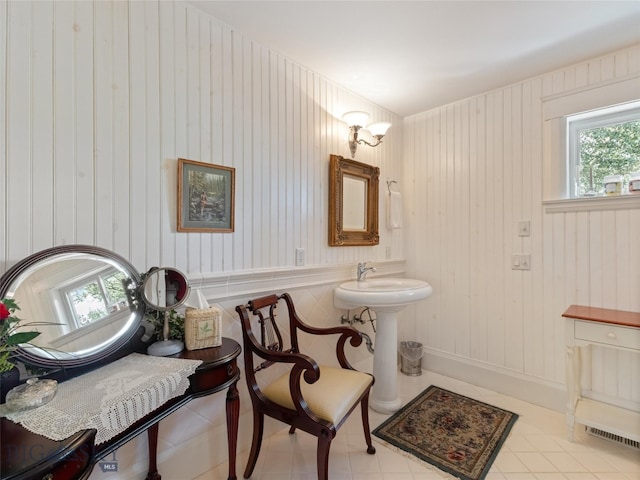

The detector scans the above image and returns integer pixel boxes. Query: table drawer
[189,358,238,393]
[575,320,640,351]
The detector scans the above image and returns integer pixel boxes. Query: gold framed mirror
[329,154,380,246]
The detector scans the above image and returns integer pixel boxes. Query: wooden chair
[236,292,376,479]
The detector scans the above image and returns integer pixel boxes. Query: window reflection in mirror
[65,268,128,327]
[12,258,135,354]
[329,154,379,246]
[0,245,144,369]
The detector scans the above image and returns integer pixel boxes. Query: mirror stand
[147,312,185,356]
[141,267,190,357]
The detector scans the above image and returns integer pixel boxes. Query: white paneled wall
[404,44,640,408]
[0,0,403,274]
[2,0,640,476]
[0,2,401,478]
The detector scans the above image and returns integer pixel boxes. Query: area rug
[372,385,518,480]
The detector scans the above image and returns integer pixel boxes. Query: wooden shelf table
[562,305,640,443]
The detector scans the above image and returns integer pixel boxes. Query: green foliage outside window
[67,270,128,326]
[578,120,640,196]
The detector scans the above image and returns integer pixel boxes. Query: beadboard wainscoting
[1,2,402,478]
[0,0,403,273]
[403,44,640,413]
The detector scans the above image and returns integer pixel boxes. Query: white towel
[387,191,402,229]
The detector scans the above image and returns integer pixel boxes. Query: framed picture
[177,158,235,232]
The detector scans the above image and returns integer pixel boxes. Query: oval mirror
[141,267,189,311]
[0,245,145,369]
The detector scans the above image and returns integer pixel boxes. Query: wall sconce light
[342,111,391,158]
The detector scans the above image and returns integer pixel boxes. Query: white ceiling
[188,1,640,117]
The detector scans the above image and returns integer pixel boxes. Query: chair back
[237,293,299,375]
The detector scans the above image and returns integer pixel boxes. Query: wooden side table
[563,305,640,443]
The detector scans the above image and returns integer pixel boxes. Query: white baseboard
[422,349,567,413]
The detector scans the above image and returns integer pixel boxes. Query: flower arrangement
[0,298,42,373]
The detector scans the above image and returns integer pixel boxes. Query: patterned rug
[372,385,518,480]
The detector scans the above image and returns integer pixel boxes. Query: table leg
[145,423,161,480]
[226,380,240,480]
[565,346,575,441]
[565,345,582,442]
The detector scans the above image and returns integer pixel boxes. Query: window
[567,101,640,198]
[64,269,128,328]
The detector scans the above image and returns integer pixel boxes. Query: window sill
[543,195,640,213]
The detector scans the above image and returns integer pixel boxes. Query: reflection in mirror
[141,267,189,311]
[141,267,190,357]
[0,245,145,369]
[329,154,379,246]
[342,174,367,230]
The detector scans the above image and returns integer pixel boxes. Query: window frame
[61,268,127,329]
[567,102,640,199]
[542,74,640,213]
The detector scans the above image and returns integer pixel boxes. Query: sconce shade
[342,111,370,128]
[367,122,391,137]
[343,111,392,158]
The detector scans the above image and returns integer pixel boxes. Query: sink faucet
[357,262,376,282]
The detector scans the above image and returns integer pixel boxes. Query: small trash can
[399,341,423,376]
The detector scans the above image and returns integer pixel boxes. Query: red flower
[0,302,9,321]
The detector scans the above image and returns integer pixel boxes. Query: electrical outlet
[511,254,531,270]
[295,248,305,266]
[517,220,530,237]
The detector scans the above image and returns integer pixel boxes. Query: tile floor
[196,370,640,480]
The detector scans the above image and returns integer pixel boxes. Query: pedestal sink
[334,278,433,413]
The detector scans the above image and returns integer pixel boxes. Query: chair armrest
[251,342,326,422]
[294,319,364,370]
[291,308,363,342]
[250,341,320,383]
[278,293,365,369]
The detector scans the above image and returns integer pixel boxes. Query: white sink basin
[334,278,433,311]
[334,276,433,414]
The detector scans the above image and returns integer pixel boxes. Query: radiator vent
[586,427,640,449]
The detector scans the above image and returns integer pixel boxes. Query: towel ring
[387,180,398,194]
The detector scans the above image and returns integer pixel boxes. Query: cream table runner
[1,353,202,444]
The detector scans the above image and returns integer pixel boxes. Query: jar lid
[5,378,57,412]
[603,174,623,182]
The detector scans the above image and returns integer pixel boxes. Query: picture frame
[177,158,235,233]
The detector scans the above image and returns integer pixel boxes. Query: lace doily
[1,353,202,445]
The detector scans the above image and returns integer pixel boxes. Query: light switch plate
[511,254,531,270]
[518,220,530,237]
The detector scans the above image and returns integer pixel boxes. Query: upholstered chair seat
[262,366,373,425]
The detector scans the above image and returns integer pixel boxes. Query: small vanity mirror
[141,267,189,312]
[141,267,190,357]
[329,154,380,246]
